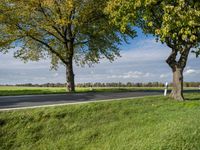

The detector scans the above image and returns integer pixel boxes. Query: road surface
[0,91,163,109]
[0,90,198,110]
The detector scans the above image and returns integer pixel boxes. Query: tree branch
[38,1,66,40]
[28,35,67,64]
[40,27,64,43]
[178,45,192,68]
[74,40,89,46]
[166,49,178,69]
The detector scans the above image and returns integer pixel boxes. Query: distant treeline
[77,82,165,87]
[77,82,200,87]
[1,82,200,87]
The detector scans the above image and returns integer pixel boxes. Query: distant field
[0,86,198,96]
[0,93,200,150]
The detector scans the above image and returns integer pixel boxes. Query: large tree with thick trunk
[106,0,200,100]
[0,0,135,92]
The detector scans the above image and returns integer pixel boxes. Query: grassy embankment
[0,86,197,96]
[0,93,200,149]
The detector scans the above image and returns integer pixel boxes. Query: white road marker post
[164,82,168,96]
[90,86,93,91]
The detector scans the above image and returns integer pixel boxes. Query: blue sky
[0,29,200,84]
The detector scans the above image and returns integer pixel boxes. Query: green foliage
[0,0,18,53]
[0,0,135,68]
[1,93,200,149]
[106,0,200,100]
[106,0,200,56]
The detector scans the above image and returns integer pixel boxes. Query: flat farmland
[0,86,198,96]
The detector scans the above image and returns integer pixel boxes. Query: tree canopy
[0,0,135,91]
[106,0,200,52]
[106,0,200,100]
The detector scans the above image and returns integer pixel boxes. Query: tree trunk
[65,30,75,92]
[166,46,190,101]
[66,58,75,92]
[170,67,184,101]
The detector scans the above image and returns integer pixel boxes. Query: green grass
[0,86,197,96]
[0,86,164,96]
[1,93,200,150]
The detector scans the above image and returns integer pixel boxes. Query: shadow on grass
[186,97,200,101]
[185,92,200,101]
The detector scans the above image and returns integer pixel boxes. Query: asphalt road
[0,91,163,109]
[0,90,198,109]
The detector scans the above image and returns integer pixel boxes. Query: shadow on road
[0,90,199,109]
[0,91,163,109]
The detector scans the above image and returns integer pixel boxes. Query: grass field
[1,93,200,150]
[0,86,197,96]
[0,86,165,96]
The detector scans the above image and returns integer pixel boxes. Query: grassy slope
[1,93,200,150]
[0,86,197,96]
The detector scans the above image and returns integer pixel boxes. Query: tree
[0,0,18,53]
[0,0,135,92]
[106,0,200,100]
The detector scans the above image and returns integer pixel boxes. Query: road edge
[0,95,161,111]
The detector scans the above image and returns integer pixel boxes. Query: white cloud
[107,71,154,79]
[160,73,171,79]
[116,40,170,63]
[52,73,59,77]
[33,77,47,80]
[184,69,200,76]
